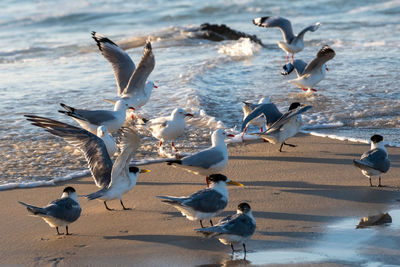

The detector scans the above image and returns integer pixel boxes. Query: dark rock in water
[356,213,392,228]
[198,23,264,45]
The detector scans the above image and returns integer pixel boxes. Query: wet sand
[1,134,400,266]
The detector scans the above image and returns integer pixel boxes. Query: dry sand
[1,134,399,266]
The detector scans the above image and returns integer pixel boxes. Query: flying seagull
[287,45,335,92]
[253,16,320,62]
[92,32,157,108]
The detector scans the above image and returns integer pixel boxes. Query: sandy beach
[1,134,399,266]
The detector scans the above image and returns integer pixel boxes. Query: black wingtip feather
[91,31,119,51]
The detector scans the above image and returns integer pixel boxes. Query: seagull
[157,174,243,228]
[353,135,390,187]
[242,97,271,134]
[18,187,81,235]
[195,202,256,258]
[148,108,193,152]
[166,129,234,185]
[241,97,282,135]
[58,99,135,134]
[92,32,157,108]
[25,114,148,210]
[253,16,320,62]
[25,114,118,158]
[254,103,312,152]
[84,127,150,210]
[287,45,335,92]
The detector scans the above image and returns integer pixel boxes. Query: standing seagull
[353,135,390,187]
[253,16,320,62]
[287,45,335,92]
[148,108,193,152]
[18,187,81,235]
[195,202,256,258]
[166,129,234,185]
[254,103,312,152]
[92,32,157,108]
[58,99,135,134]
[157,174,243,228]
[84,127,150,210]
[25,115,118,158]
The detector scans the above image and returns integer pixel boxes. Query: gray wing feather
[46,198,81,223]
[296,22,320,39]
[267,105,312,132]
[302,45,335,75]
[25,115,112,187]
[71,109,117,125]
[196,214,255,237]
[92,32,135,96]
[182,149,224,169]
[184,189,227,212]
[122,41,155,96]
[292,59,308,75]
[242,103,282,131]
[257,16,294,43]
[358,148,390,173]
[242,101,258,111]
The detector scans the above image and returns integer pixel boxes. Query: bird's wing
[46,197,81,222]
[242,101,258,112]
[296,22,321,39]
[92,32,135,96]
[292,59,308,76]
[242,103,283,131]
[196,214,255,236]
[184,189,227,213]
[122,41,155,96]
[72,109,117,125]
[254,16,294,43]
[359,148,390,173]
[219,214,256,236]
[181,148,224,169]
[109,127,140,187]
[25,115,112,187]
[302,45,335,75]
[266,105,312,132]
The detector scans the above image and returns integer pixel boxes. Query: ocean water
[0,0,399,188]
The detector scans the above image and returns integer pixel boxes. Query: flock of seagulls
[18,15,391,259]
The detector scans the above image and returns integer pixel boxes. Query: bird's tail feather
[18,201,46,215]
[195,226,223,237]
[156,195,183,204]
[85,188,107,200]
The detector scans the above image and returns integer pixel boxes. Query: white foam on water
[0,170,89,191]
[217,38,261,59]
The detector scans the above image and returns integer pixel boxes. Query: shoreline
[1,134,399,266]
[1,131,399,191]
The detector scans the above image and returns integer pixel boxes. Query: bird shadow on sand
[103,234,223,251]
[252,211,344,223]
[137,181,202,186]
[244,180,400,204]
[230,155,351,165]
